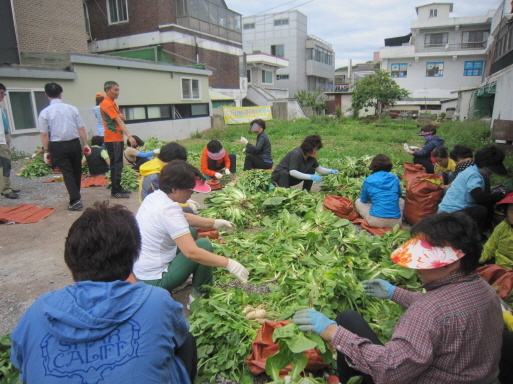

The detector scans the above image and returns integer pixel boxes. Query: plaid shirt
[332,272,503,383]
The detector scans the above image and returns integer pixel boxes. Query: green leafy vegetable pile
[0,334,20,384]
[105,167,140,191]
[235,170,273,194]
[142,137,167,152]
[19,156,53,179]
[194,181,419,383]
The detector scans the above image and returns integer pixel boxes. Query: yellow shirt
[434,158,456,174]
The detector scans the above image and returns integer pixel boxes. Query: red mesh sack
[324,195,359,221]
[402,162,426,184]
[246,320,329,376]
[206,179,223,190]
[478,265,513,298]
[403,174,443,225]
[195,227,219,240]
[352,218,404,237]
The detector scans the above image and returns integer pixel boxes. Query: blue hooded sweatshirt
[360,171,402,218]
[412,135,445,158]
[10,281,191,384]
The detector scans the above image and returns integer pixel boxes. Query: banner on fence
[223,106,272,124]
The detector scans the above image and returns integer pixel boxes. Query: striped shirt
[38,99,84,142]
[333,272,502,383]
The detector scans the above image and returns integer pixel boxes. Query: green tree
[349,69,409,118]
[295,88,327,114]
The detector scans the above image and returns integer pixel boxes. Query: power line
[256,0,301,14]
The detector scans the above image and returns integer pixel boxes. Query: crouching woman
[10,202,198,383]
[355,154,404,228]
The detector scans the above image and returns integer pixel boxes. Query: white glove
[403,143,410,152]
[187,199,200,214]
[44,153,51,165]
[226,259,249,283]
[31,153,37,158]
[154,148,161,155]
[214,172,223,179]
[213,219,236,232]
[242,148,246,153]
[240,136,248,145]
[225,169,231,175]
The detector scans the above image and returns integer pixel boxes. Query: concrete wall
[491,65,513,121]
[381,55,486,98]
[243,11,310,96]
[416,4,453,21]
[13,0,89,53]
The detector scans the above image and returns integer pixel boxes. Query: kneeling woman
[355,154,404,228]
[134,160,248,304]
[271,135,338,191]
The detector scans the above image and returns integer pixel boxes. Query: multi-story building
[242,10,335,98]
[85,0,244,92]
[379,2,494,114]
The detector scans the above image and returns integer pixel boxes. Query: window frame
[181,77,201,100]
[426,62,444,77]
[429,9,438,18]
[261,70,274,84]
[425,33,448,47]
[390,63,408,78]
[243,23,255,30]
[274,19,289,26]
[247,69,251,83]
[119,103,209,123]
[276,74,289,80]
[463,61,483,76]
[3,88,47,134]
[271,44,285,58]
[107,0,129,25]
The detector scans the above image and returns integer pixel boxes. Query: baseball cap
[191,179,211,193]
[391,237,465,269]
[249,123,261,132]
[207,147,226,160]
[484,162,509,176]
[95,92,104,98]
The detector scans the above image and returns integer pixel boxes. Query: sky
[226,0,502,68]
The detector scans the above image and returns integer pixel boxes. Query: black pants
[207,153,236,174]
[499,329,513,384]
[50,139,82,205]
[271,168,314,191]
[105,141,124,194]
[176,332,198,383]
[243,154,273,171]
[413,156,434,174]
[336,310,382,384]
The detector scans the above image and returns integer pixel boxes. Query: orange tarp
[43,174,109,188]
[0,204,55,224]
[352,218,404,236]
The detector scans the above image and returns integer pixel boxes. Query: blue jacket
[360,171,402,218]
[412,135,444,158]
[11,281,191,384]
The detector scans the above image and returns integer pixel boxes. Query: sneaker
[2,192,19,199]
[187,294,196,311]
[67,201,84,211]
[120,189,133,194]
[111,192,130,199]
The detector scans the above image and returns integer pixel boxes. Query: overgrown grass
[176,117,510,186]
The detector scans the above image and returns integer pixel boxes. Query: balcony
[418,41,487,52]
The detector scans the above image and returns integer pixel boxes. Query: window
[306,46,333,65]
[262,70,273,84]
[277,74,289,80]
[271,44,285,58]
[4,89,48,133]
[181,78,201,99]
[243,23,255,30]
[108,0,128,24]
[119,104,209,122]
[425,33,448,47]
[426,62,444,77]
[247,69,251,83]
[464,61,483,76]
[391,63,408,78]
[462,31,489,48]
[274,19,289,26]
[429,9,438,18]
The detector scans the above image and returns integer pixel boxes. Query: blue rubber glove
[310,174,323,182]
[292,308,336,334]
[362,279,395,300]
[330,169,339,174]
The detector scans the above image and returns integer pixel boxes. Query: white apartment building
[242,10,335,98]
[379,2,495,112]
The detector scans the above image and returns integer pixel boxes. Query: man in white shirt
[39,83,90,211]
[0,83,20,199]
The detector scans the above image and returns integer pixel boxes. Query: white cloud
[226,0,501,67]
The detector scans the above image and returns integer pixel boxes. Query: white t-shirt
[134,190,190,280]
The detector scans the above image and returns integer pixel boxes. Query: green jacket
[480,219,513,269]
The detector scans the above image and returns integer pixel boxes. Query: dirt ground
[0,161,207,335]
